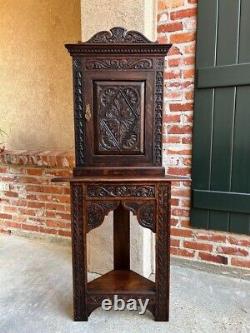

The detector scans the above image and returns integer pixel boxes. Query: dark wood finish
[65,27,171,177]
[114,203,130,270]
[67,179,175,321]
[88,270,155,293]
[55,27,185,322]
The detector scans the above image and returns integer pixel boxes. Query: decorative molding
[85,58,153,70]
[86,27,155,44]
[123,201,156,232]
[87,201,119,232]
[155,183,171,320]
[71,183,86,320]
[65,44,171,56]
[154,70,164,166]
[87,185,155,197]
[73,58,85,166]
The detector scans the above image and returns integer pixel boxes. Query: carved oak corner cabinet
[55,27,183,322]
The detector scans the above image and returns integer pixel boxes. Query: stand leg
[71,183,88,321]
[155,183,171,321]
[113,203,130,270]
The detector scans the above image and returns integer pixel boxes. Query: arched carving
[122,201,156,232]
[86,27,156,44]
[87,201,119,232]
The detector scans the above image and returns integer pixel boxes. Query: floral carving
[85,58,153,70]
[87,201,119,232]
[86,27,155,44]
[96,84,143,153]
[87,185,155,197]
[123,201,156,232]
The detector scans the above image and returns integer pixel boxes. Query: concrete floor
[0,235,250,333]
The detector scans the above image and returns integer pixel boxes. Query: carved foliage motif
[71,184,86,320]
[123,201,156,232]
[86,27,154,44]
[73,58,85,166]
[87,201,119,232]
[96,84,142,152]
[155,183,170,320]
[86,58,153,70]
[87,185,155,197]
[154,69,164,166]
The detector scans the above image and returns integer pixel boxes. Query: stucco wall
[81,0,156,40]
[0,0,81,150]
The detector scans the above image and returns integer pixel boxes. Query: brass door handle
[85,104,92,121]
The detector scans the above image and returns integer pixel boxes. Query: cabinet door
[84,71,154,167]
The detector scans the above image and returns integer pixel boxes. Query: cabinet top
[65,27,171,56]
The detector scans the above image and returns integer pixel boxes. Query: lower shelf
[87,269,155,295]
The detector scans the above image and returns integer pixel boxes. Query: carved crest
[86,27,156,44]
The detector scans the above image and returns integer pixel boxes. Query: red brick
[22,224,40,232]
[162,136,181,144]
[163,114,181,123]
[168,125,192,134]
[217,246,248,257]
[170,103,193,112]
[4,191,18,198]
[170,32,195,44]
[184,68,195,78]
[158,22,183,33]
[171,228,193,238]
[195,232,227,243]
[26,168,43,176]
[58,229,71,237]
[171,238,180,247]
[168,46,182,56]
[198,252,228,265]
[170,8,197,20]
[39,227,58,235]
[168,167,191,176]
[185,91,194,100]
[182,136,192,144]
[0,213,12,220]
[164,70,181,80]
[227,236,250,247]
[171,247,195,257]
[172,208,190,217]
[184,241,213,252]
[167,148,192,155]
[27,201,45,209]
[231,258,250,269]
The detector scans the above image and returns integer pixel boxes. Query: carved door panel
[84,70,154,167]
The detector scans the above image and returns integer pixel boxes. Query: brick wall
[157,0,250,270]
[0,0,250,271]
[0,151,73,238]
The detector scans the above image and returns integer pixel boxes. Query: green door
[192,0,250,235]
